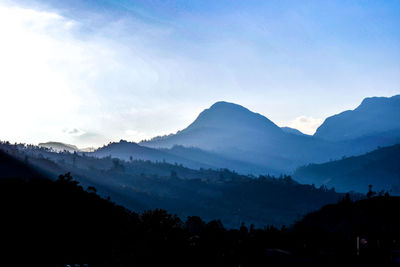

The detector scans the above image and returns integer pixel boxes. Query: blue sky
[1,0,399,147]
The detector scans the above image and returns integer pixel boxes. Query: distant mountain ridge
[39,142,79,152]
[314,95,400,141]
[92,140,276,174]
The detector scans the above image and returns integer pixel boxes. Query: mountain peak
[186,101,280,132]
[209,101,247,110]
[141,101,285,156]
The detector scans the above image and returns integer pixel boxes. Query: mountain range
[139,95,400,173]
[139,101,338,172]
[37,94,400,191]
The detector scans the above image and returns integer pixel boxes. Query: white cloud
[285,116,323,135]
[62,128,85,136]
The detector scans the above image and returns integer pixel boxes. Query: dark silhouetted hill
[296,195,400,235]
[2,149,400,266]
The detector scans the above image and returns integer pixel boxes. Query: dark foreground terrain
[1,150,400,266]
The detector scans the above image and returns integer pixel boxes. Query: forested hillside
[0,141,347,227]
[294,144,400,193]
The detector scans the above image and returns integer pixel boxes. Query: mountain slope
[161,145,276,174]
[314,95,400,142]
[293,144,400,193]
[281,127,309,136]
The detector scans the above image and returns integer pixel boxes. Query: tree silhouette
[87,186,97,194]
[367,184,376,198]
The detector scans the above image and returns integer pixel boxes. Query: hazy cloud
[286,116,323,135]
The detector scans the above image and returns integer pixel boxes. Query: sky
[0,0,399,147]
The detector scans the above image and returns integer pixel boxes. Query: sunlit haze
[1,0,399,147]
